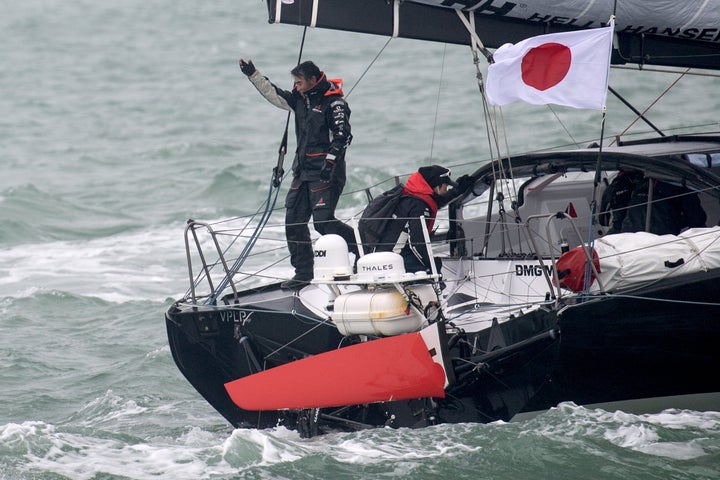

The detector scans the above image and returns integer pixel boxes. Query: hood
[404,172,434,198]
[403,172,439,231]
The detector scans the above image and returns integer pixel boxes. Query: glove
[320,154,336,181]
[239,58,256,76]
[455,174,474,193]
[320,162,333,181]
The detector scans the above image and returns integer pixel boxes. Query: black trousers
[285,179,358,277]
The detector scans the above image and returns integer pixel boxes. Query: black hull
[166,270,720,434]
[526,268,720,413]
[165,284,349,431]
[165,284,560,433]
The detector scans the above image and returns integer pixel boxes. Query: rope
[582,108,608,295]
[207,177,283,303]
[273,27,308,187]
[429,44,447,161]
[205,28,310,303]
[610,68,690,146]
[345,37,393,99]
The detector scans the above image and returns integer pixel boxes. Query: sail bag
[557,227,720,292]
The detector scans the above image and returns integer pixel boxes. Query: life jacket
[324,77,344,97]
[294,73,344,97]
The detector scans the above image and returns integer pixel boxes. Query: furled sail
[267,0,720,70]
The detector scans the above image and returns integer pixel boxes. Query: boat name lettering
[526,13,594,29]
[393,1,720,43]
[515,264,551,276]
[432,0,515,17]
[314,249,327,258]
[360,263,394,272]
[219,310,252,324]
[618,25,720,42]
[523,13,720,43]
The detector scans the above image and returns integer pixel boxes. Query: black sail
[266,0,720,70]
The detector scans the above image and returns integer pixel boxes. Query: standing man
[239,59,357,290]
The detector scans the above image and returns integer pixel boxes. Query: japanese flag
[486,23,614,110]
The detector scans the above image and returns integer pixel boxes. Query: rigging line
[546,105,581,147]
[583,108,608,295]
[472,49,500,168]
[345,37,393,99]
[494,108,520,207]
[185,204,272,300]
[216,174,287,248]
[483,106,520,256]
[273,27,308,187]
[207,153,486,229]
[208,28,309,302]
[608,86,665,137]
[486,107,501,170]
[265,315,335,360]
[463,8,502,187]
[472,52,499,187]
[610,68,690,146]
[208,183,282,304]
[497,109,517,200]
[603,294,720,307]
[430,44,448,160]
[454,9,492,62]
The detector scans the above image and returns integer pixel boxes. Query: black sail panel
[266,0,558,47]
[266,0,720,70]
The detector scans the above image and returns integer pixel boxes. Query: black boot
[281,273,312,290]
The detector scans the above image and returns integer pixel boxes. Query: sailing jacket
[375,172,441,273]
[248,70,352,183]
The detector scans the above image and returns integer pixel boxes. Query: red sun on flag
[521,42,572,91]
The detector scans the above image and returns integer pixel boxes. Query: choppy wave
[2,405,718,480]
[0,184,141,245]
[2,0,719,479]
[0,223,187,302]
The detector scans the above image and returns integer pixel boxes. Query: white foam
[631,440,708,460]
[544,403,717,460]
[0,217,290,302]
[604,422,710,460]
[0,205,371,303]
[643,409,720,429]
[604,423,660,447]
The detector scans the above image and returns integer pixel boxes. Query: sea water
[1,1,719,479]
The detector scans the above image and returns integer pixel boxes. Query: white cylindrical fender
[332,288,426,336]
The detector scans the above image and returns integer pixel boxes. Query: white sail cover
[590,227,720,292]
